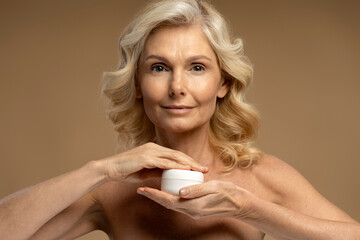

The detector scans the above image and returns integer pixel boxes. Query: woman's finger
[143,157,191,171]
[179,181,218,199]
[153,145,208,172]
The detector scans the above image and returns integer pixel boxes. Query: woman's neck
[155,125,216,168]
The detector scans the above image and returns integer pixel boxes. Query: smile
[161,105,194,114]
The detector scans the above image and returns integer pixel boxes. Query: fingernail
[180,188,189,196]
[201,166,208,172]
[137,188,149,196]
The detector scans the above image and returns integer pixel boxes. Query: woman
[0,0,359,239]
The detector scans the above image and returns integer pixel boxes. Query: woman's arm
[242,194,360,240]
[137,155,360,239]
[0,143,206,240]
[139,180,360,239]
[0,161,106,240]
[243,155,360,239]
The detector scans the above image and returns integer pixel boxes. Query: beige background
[0,0,359,239]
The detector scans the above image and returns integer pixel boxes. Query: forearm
[240,196,360,240]
[0,160,107,240]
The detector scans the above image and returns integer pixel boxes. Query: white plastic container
[161,169,204,195]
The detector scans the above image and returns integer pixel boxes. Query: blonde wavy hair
[102,0,263,170]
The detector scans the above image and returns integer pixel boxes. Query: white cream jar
[161,169,204,195]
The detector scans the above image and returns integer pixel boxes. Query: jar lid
[162,169,204,182]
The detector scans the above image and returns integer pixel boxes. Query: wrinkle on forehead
[140,24,217,65]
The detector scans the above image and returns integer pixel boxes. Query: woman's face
[138,24,228,133]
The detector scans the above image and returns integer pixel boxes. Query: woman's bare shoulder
[252,154,306,181]
[251,154,317,204]
[251,154,356,222]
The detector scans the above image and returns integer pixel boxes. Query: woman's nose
[169,70,186,97]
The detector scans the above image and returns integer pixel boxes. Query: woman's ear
[135,80,143,99]
[217,77,230,98]
[136,89,143,99]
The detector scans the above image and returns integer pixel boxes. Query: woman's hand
[101,142,208,182]
[138,178,360,240]
[137,180,254,219]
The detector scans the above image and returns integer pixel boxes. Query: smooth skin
[0,24,359,240]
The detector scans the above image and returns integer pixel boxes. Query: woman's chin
[155,121,208,134]
[163,126,194,134]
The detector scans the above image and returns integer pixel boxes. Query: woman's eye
[151,65,166,72]
[192,65,205,72]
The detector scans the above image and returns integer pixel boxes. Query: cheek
[190,80,220,106]
[141,80,165,103]
[140,80,166,123]
[197,90,217,107]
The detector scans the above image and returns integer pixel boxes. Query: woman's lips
[161,105,194,114]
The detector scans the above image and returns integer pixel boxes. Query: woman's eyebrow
[144,55,168,62]
[187,55,212,62]
[144,54,212,62]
